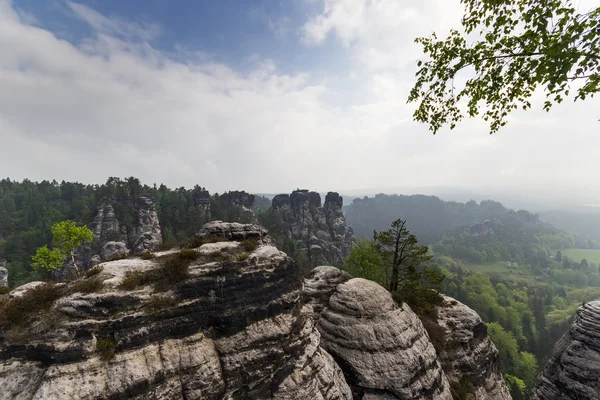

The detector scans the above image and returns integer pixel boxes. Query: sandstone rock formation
[317,278,452,399]
[0,222,351,400]
[303,265,351,315]
[304,267,512,400]
[61,196,163,278]
[270,190,355,269]
[530,300,600,400]
[428,296,511,400]
[1,223,513,400]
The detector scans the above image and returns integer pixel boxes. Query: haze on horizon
[1,0,599,210]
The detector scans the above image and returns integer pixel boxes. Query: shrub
[108,253,130,261]
[144,294,178,312]
[139,251,156,260]
[178,249,199,261]
[0,283,63,329]
[241,238,260,252]
[0,287,10,295]
[119,270,152,290]
[70,277,104,294]
[450,376,475,400]
[84,266,103,278]
[96,338,117,361]
[236,252,250,262]
[157,255,191,289]
[182,234,222,249]
[156,242,175,251]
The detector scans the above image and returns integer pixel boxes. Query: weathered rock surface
[100,241,129,261]
[0,262,7,288]
[430,295,511,400]
[530,301,600,400]
[78,196,163,268]
[196,220,269,241]
[270,190,355,268]
[317,278,452,399]
[0,222,351,400]
[303,265,351,315]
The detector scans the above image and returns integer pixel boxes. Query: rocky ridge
[1,222,510,400]
[271,190,355,268]
[530,300,600,400]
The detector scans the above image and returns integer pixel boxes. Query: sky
[1,0,599,209]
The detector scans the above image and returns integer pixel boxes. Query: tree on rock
[32,221,93,274]
[408,0,600,134]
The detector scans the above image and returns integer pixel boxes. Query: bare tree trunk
[71,250,79,275]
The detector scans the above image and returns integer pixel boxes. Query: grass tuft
[0,283,64,330]
[96,338,117,361]
[241,238,260,252]
[178,249,199,261]
[144,294,178,312]
[84,266,103,278]
[70,277,104,294]
[119,270,152,290]
[139,251,156,260]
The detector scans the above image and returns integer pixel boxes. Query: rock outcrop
[270,190,355,269]
[427,296,511,400]
[0,261,7,288]
[303,265,351,315]
[530,301,600,400]
[0,222,351,400]
[317,278,452,399]
[61,196,163,278]
[91,196,163,255]
[304,267,512,400]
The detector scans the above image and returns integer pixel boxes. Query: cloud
[67,1,161,41]
[0,0,599,207]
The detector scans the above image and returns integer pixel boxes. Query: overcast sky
[1,0,599,207]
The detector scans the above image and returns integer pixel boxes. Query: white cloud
[67,1,161,41]
[0,0,599,207]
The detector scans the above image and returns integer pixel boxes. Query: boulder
[317,278,452,399]
[100,241,129,261]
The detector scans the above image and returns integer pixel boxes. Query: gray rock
[530,300,600,400]
[303,266,351,315]
[432,295,511,400]
[318,278,452,399]
[270,190,355,269]
[196,220,269,241]
[0,264,7,288]
[100,241,129,261]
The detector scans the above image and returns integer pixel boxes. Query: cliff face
[429,296,511,400]
[530,301,600,400]
[270,190,355,268]
[64,196,163,278]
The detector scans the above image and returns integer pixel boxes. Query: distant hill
[345,193,521,244]
[540,210,600,241]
